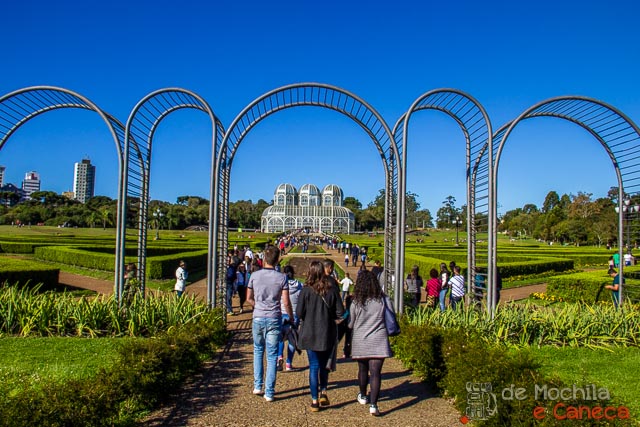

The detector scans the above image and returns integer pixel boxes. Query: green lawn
[0,337,131,394]
[530,346,640,419]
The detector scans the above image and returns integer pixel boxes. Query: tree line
[2,188,622,246]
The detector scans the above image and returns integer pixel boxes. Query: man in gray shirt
[247,245,294,401]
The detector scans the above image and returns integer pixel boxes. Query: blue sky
[1,0,639,217]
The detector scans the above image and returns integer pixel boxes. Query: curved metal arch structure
[212,83,403,311]
[0,86,128,293]
[119,88,224,303]
[393,89,494,313]
[492,96,640,307]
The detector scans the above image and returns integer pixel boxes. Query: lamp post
[153,208,164,240]
[614,199,640,252]
[455,215,461,246]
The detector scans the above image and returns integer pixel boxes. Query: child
[345,253,350,268]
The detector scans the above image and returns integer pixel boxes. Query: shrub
[0,258,59,290]
[0,310,228,427]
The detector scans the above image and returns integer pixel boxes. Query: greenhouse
[261,183,355,233]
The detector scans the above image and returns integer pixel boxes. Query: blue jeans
[277,314,298,365]
[226,282,234,313]
[306,349,330,400]
[439,288,448,311]
[451,295,463,310]
[253,317,282,398]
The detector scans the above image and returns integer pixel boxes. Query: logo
[461,382,498,423]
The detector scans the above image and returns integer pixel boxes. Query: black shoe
[310,401,320,412]
[277,358,284,371]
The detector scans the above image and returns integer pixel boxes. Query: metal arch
[393,89,493,314]
[492,96,640,307]
[212,83,402,311]
[0,85,128,293]
[120,88,224,304]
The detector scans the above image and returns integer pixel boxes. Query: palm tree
[101,208,111,230]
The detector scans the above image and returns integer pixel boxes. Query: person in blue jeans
[296,261,344,412]
[277,265,303,371]
[247,246,294,402]
[438,263,450,311]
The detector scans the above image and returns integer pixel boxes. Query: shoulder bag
[382,295,401,336]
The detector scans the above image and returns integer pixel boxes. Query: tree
[101,208,111,229]
[541,191,560,213]
[436,195,458,229]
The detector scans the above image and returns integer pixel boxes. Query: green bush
[0,311,228,427]
[145,249,208,279]
[0,258,59,290]
[0,242,37,253]
[34,245,208,279]
[546,271,640,303]
[393,323,624,426]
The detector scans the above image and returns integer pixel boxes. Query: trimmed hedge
[547,271,640,303]
[34,246,208,279]
[0,258,59,290]
[0,242,37,254]
[35,246,118,271]
[146,250,208,279]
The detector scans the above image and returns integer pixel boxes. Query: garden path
[57,250,543,426]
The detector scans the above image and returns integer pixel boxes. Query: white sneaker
[252,388,263,395]
[369,404,380,416]
[357,393,368,405]
[264,395,274,402]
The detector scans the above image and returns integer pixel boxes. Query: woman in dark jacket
[296,261,344,412]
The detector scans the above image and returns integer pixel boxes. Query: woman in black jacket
[296,261,344,412]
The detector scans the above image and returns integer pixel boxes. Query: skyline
[2,0,639,217]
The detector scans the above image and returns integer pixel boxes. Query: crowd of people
[235,244,394,416]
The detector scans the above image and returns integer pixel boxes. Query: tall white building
[0,166,5,187]
[22,171,40,199]
[73,159,96,203]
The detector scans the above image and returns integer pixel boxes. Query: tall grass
[0,284,215,337]
[405,302,640,348]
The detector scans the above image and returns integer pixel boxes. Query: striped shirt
[449,275,466,298]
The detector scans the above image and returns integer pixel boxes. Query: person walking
[296,261,344,412]
[449,265,465,309]
[226,257,237,315]
[236,263,248,314]
[277,265,303,371]
[345,252,350,268]
[348,270,394,416]
[404,265,423,308]
[247,246,294,402]
[340,272,353,302]
[174,260,187,297]
[438,263,450,311]
[425,268,441,309]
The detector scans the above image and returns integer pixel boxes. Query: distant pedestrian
[425,268,441,308]
[439,263,450,311]
[404,265,423,308]
[236,263,248,314]
[345,253,350,268]
[448,265,465,309]
[340,272,353,302]
[174,260,187,297]
[605,268,623,308]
